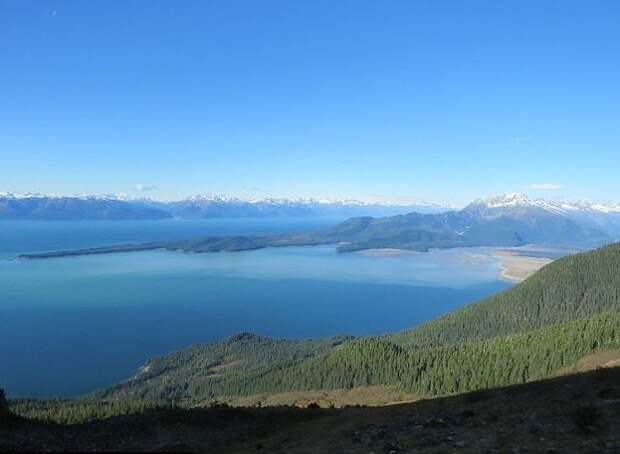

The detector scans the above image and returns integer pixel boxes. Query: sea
[0,218,510,397]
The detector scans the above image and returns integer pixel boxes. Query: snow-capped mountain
[163,194,450,219]
[465,193,620,217]
[1,191,619,244]
[0,192,450,220]
[462,193,620,238]
[0,192,149,202]
[179,193,447,207]
[0,193,172,220]
[321,193,620,252]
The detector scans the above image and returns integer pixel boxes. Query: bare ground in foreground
[2,367,620,453]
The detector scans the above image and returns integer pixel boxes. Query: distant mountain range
[0,193,170,221]
[310,193,620,251]
[0,193,448,220]
[20,193,620,259]
[463,193,620,238]
[3,192,620,234]
[156,194,450,219]
[329,192,620,251]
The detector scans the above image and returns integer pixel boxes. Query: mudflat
[492,249,553,282]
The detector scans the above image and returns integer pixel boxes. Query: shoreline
[359,246,555,283]
[357,246,555,283]
[491,249,553,282]
[17,239,556,284]
[355,248,422,257]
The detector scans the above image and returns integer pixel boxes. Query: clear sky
[1,0,619,205]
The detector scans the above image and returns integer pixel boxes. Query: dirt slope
[2,367,620,453]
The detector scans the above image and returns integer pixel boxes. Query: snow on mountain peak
[185,193,244,203]
[2,191,618,215]
[180,194,446,208]
[0,192,149,202]
[467,193,620,216]
[474,193,533,208]
[0,192,63,200]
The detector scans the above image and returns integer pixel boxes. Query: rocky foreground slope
[2,366,620,453]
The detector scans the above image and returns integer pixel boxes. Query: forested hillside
[97,333,351,402]
[97,313,620,404]
[389,242,620,347]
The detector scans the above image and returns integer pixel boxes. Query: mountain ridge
[17,194,620,259]
[4,191,620,222]
[0,193,450,220]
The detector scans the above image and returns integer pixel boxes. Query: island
[19,201,597,263]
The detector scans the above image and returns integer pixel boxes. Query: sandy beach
[492,249,553,282]
[357,246,556,283]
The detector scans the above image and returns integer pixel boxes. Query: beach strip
[492,249,553,282]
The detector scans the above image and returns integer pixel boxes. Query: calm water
[0,220,509,397]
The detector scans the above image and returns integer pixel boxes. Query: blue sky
[1,0,618,205]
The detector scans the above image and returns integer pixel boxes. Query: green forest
[389,240,620,347]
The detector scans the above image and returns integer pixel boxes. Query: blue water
[0,220,509,398]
